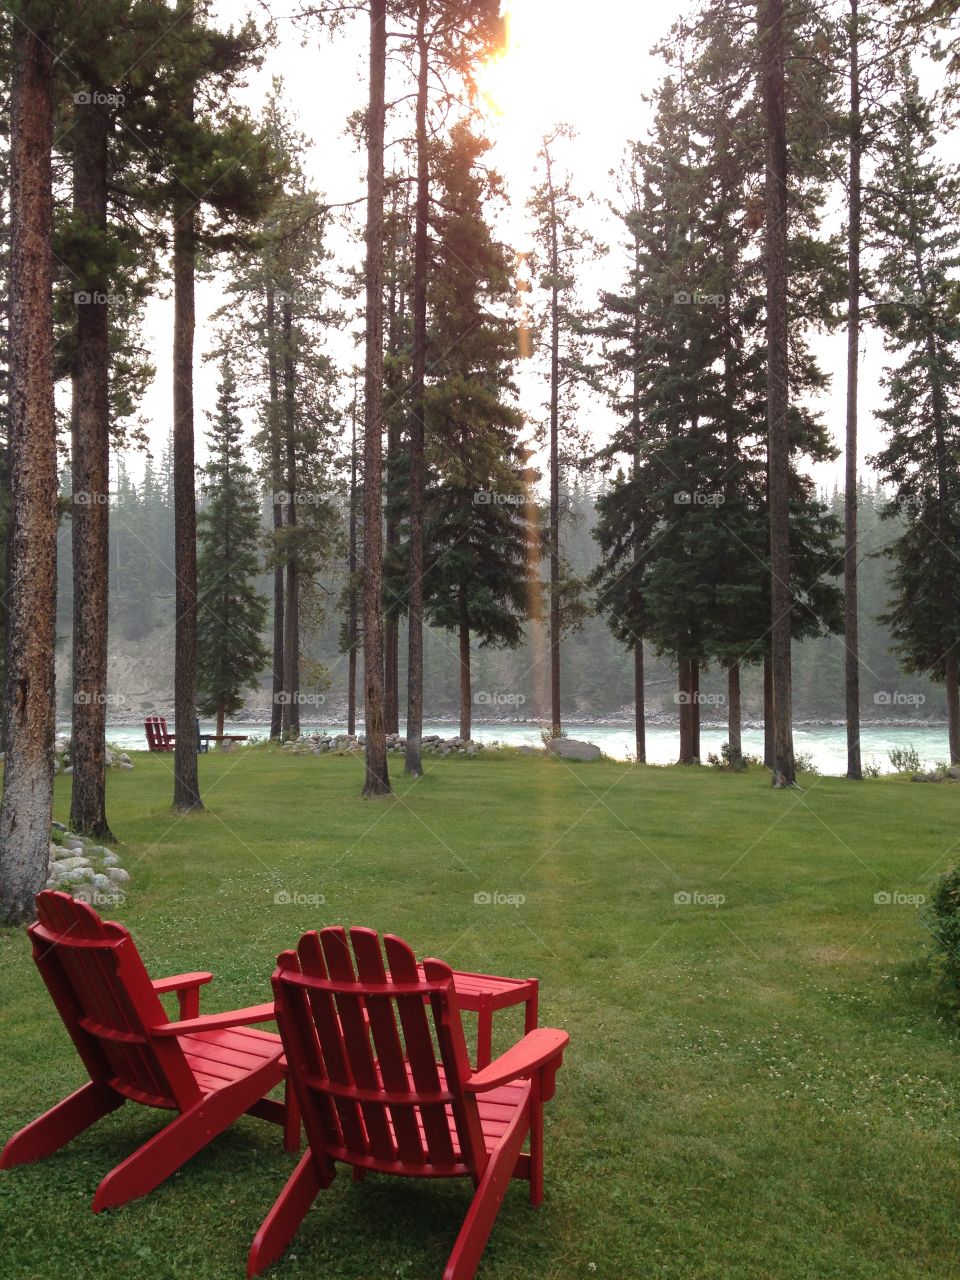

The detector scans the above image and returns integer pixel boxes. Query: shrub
[923,867,960,1008]
[794,751,819,776]
[889,744,922,774]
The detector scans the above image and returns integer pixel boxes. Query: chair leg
[283,1078,301,1154]
[443,1103,530,1280]
[0,1081,121,1168]
[247,1149,335,1278]
[93,1060,282,1212]
[529,1091,544,1207]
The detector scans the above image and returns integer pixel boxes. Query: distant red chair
[145,716,216,754]
[0,892,299,1211]
[248,926,569,1280]
[144,715,175,751]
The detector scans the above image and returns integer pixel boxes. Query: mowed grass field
[2,748,960,1280]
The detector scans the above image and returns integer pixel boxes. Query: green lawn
[2,749,960,1279]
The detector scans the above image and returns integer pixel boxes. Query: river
[91,720,952,776]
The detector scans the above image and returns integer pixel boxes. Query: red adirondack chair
[248,926,569,1280]
[144,715,175,751]
[0,891,299,1211]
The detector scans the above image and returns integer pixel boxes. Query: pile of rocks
[912,766,960,783]
[54,735,134,776]
[281,732,483,757]
[45,821,131,905]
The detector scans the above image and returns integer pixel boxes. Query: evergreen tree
[197,364,268,736]
[868,71,960,763]
[421,126,534,738]
[528,126,598,735]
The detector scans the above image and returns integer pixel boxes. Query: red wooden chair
[144,715,174,751]
[0,891,299,1211]
[248,926,569,1280]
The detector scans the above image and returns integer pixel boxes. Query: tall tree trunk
[405,0,429,778]
[280,296,299,738]
[459,587,471,741]
[844,0,863,780]
[761,0,796,787]
[946,653,960,766]
[728,663,743,768]
[690,662,701,762]
[69,96,113,838]
[172,166,202,811]
[347,388,359,739]
[266,286,284,740]
[634,642,645,764]
[361,0,391,795]
[677,659,693,764]
[763,656,774,769]
[545,144,562,736]
[0,8,57,923]
[216,697,225,740]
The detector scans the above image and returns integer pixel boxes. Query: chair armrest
[153,971,213,1018]
[152,971,214,994]
[154,1002,277,1037]
[465,1027,569,1098]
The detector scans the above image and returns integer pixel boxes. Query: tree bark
[266,286,284,740]
[361,0,391,795]
[545,142,562,737]
[677,659,693,764]
[728,663,743,768]
[947,652,960,765]
[405,0,429,778]
[171,87,202,811]
[280,296,299,738]
[844,0,863,780]
[634,642,646,763]
[69,95,113,838]
[690,661,701,762]
[763,656,774,769]
[347,387,359,739]
[0,8,57,923]
[216,698,225,740]
[459,587,471,741]
[761,0,796,787]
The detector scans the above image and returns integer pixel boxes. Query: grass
[2,748,960,1279]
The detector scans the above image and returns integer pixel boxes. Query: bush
[923,867,960,1008]
[889,744,922,774]
[707,743,760,772]
[794,751,819,776]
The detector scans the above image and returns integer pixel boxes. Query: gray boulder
[545,737,602,762]
[106,867,131,884]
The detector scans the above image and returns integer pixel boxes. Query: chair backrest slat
[275,927,485,1177]
[30,892,200,1110]
[318,928,397,1164]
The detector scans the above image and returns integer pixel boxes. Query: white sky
[132,0,888,495]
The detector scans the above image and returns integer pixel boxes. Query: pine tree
[528,126,598,735]
[421,126,534,738]
[869,71,960,763]
[0,0,57,924]
[197,364,268,737]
